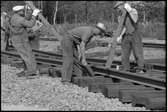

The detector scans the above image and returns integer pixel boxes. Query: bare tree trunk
[142,10,147,28]
[143,10,146,23]
[112,13,114,23]
[75,14,77,23]
[40,1,43,10]
[85,1,88,23]
[53,1,58,25]
[38,1,43,10]
[64,15,66,23]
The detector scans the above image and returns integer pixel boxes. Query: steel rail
[3,49,165,71]
[90,41,166,49]
[39,38,165,48]
[142,42,165,49]
[1,51,165,90]
[32,49,166,71]
[92,66,165,90]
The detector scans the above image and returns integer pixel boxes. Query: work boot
[135,67,146,74]
[125,69,136,73]
[26,74,39,79]
[61,81,73,86]
[136,69,146,74]
[16,71,26,77]
[39,67,50,76]
[49,68,61,77]
[25,71,40,79]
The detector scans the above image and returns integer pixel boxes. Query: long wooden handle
[105,37,117,68]
[84,65,95,76]
[25,1,63,41]
[105,9,127,68]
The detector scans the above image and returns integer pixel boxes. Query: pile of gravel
[1,64,148,111]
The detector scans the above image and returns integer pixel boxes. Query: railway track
[31,49,166,72]
[1,50,166,110]
[3,48,166,72]
[39,37,165,49]
[95,41,166,49]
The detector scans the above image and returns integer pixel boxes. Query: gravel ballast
[1,64,149,111]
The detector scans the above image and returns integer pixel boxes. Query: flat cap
[96,22,106,31]
[13,5,24,12]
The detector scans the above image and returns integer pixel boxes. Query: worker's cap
[13,5,24,12]
[96,23,106,32]
[114,1,125,9]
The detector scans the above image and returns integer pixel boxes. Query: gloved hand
[32,9,40,17]
[117,36,122,43]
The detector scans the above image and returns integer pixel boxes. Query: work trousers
[11,35,37,75]
[61,35,82,82]
[29,36,40,50]
[1,31,7,51]
[121,30,144,71]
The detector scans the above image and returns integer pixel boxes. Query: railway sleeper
[131,91,166,109]
[88,81,132,93]
[71,76,112,87]
[101,85,148,98]
[119,88,156,103]
[38,67,62,77]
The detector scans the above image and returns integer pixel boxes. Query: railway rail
[1,50,166,110]
[39,37,166,49]
[3,48,166,71]
[2,50,165,89]
[32,49,166,72]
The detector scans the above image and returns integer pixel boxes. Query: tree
[1,1,165,24]
[53,1,58,25]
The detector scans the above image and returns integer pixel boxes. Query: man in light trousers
[10,5,40,78]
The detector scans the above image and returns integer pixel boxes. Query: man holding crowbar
[105,1,145,73]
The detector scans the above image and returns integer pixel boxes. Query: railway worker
[114,2,145,73]
[9,5,40,78]
[1,12,15,51]
[61,23,107,85]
